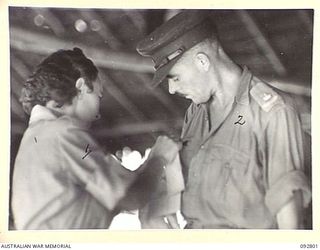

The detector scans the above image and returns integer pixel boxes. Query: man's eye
[172,77,179,82]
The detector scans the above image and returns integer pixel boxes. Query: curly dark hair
[20,47,98,115]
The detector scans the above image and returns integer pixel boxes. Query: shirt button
[200,145,205,149]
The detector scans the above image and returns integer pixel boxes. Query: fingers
[165,214,180,229]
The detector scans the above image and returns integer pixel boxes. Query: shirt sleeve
[57,126,137,211]
[116,156,166,211]
[263,106,311,215]
[138,154,184,228]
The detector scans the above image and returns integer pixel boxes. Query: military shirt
[11,105,164,230]
[180,67,311,229]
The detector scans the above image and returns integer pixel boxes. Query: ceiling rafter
[122,10,147,34]
[10,26,154,73]
[237,10,287,76]
[11,93,26,122]
[99,72,148,122]
[10,54,30,82]
[134,73,182,117]
[10,73,23,100]
[79,9,122,50]
[32,8,65,36]
[11,120,27,135]
[297,10,313,34]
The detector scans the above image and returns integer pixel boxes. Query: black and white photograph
[7,7,313,232]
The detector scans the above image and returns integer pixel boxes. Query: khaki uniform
[180,67,311,229]
[12,105,164,229]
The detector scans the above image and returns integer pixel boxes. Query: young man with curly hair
[11,48,181,230]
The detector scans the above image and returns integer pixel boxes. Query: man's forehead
[167,64,180,78]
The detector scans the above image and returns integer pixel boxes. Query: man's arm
[276,190,303,229]
[262,105,311,229]
[117,156,166,211]
[118,136,182,211]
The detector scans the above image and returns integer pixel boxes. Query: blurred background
[9,8,313,229]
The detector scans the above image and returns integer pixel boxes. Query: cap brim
[150,55,182,88]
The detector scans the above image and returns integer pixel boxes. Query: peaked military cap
[136,10,216,87]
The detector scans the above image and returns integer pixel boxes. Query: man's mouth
[175,92,189,99]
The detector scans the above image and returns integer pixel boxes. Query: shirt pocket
[203,144,251,214]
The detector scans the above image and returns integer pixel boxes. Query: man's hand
[165,213,180,229]
[139,212,180,229]
[149,136,182,165]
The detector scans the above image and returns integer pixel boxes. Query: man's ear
[194,52,210,72]
[76,77,93,95]
[75,77,86,92]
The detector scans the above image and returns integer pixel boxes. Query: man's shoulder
[249,78,294,113]
[37,116,88,138]
[51,116,97,149]
[45,116,77,132]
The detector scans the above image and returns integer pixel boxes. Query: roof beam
[78,9,122,50]
[123,10,147,34]
[32,8,65,36]
[99,72,148,122]
[237,10,287,76]
[10,54,30,83]
[134,73,182,117]
[10,26,154,73]
[11,93,26,121]
[10,25,311,97]
[297,10,313,34]
[11,119,27,135]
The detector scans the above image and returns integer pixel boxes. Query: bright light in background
[74,19,87,32]
[110,146,186,230]
[90,20,101,31]
[120,147,151,171]
[109,210,141,230]
[110,146,147,229]
[34,14,45,26]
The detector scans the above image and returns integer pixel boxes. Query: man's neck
[212,63,243,108]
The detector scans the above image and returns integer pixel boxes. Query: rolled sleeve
[265,170,311,215]
[263,106,311,215]
[139,154,184,228]
[147,154,184,216]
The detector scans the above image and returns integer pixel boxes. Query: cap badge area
[154,48,185,70]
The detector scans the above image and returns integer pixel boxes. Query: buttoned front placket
[181,67,256,227]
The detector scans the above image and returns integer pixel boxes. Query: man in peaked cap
[136,10,311,229]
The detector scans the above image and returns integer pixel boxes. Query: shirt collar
[235,66,252,105]
[29,105,58,125]
[29,105,91,129]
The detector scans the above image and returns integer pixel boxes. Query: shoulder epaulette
[250,82,284,112]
